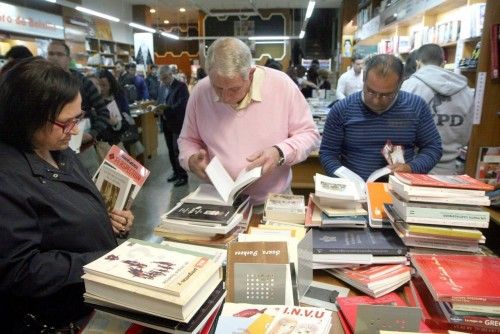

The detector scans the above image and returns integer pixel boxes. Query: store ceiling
[124,0,343,24]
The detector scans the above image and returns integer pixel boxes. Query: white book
[315,173,364,201]
[68,118,90,153]
[106,99,122,123]
[264,193,305,224]
[94,163,133,211]
[205,156,261,205]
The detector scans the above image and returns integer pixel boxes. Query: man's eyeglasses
[364,86,398,100]
[50,114,84,134]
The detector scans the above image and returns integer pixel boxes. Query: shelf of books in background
[155,156,258,248]
[92,145,150,212]
[82,238,226,333]
[384,172,493,253]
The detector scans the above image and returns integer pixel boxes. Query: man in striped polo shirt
[320,54,442,181]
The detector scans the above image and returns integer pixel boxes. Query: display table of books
[129,101,157,163]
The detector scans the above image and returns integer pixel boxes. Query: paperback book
[394,173,494,191]
[263,193,306,224]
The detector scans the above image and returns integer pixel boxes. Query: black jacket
[159,79,189,134]
[0,143,117,329]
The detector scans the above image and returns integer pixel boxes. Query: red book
[410,254,500,306]
[395,173,494,191]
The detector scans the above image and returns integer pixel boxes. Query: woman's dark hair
[5,45,33,59]
[97,69,125,100]
[0,57,80,151]
[403,50,418,80]
[196,67,207,80]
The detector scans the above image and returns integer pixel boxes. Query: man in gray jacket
[401,43,474,175]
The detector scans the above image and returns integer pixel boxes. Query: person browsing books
[401,44,474,175]
[0,58,134,332]
[178,37,320,205]
[320,54,442,181]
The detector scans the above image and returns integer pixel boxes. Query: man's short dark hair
[0,57,80,151]
[128,63,137,69]
[363,54,404,83]
[351,53,364,62]
[5,45,33,60]
[49,40,70,56]
[416,44,444,66]
[115,60,125,67]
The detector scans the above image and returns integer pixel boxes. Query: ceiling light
[299,30,305,39]
[150,8,156,14]
[248,36,290,40]
[75,6,120,22]
[179,8,186,13]
[164,20,170,24]
[305,1,316,20]
[254,40,287,44]
[161,32,179,40]
[69,19,89,27]
[129,22,156,33]
[45,0,56,3]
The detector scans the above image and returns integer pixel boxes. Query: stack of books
[155,156,259,247]
[306,195,368,229]
[312,227,407,269]
[82,239,224,324]
[325,264,411,298]
[385,173,492,253]
[408,254,500,333]
[263,193,306,225]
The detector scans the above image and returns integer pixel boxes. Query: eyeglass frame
[50,113,85,134]
[363,84,399,101]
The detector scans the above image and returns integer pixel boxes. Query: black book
[86,282,225,334]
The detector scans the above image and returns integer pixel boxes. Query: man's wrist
[273,145,285,166]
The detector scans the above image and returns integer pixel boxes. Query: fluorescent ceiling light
[76,6,120,22]
[299,30,305,39]
[129,22,156,33]
[161,32,180,40]
[70,19,89,27]
[45,0,56,3]
[150,8,156,13]
[305,1,316,20]
[164,20,170,24]
[249,36,290,40]
[254,40,287,44]
[179,8,186,12]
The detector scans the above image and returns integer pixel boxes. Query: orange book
[366,182,393,228]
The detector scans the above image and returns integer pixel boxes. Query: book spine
[491,23,499,79]
[403,216,489,228]
[403,207,489,223]
[313,247,406,256]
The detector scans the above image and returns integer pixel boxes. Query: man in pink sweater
[178,37,320,205]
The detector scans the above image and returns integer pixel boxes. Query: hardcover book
[84,239,220,298]
[410,254,500,305]
[394,173,494,191]
[312,228,407,256]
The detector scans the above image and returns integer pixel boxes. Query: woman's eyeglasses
[50,113,85,134]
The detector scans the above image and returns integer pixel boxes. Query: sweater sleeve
[408,101,443,173]
[319,102,345,176]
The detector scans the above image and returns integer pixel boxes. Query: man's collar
[212,66,265,109]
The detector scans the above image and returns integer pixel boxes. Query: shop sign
[0,2,64,39]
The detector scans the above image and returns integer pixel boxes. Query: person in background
[318,69,332,90]
[47,40,110,174]
[126,63,149,101]
[96,69,133,146]
[336,53,364,99]
[0,57,133,332]
[264,58,283,71]
[154,65,190,187]
[320,54,442,181]
[401,44,474,175]
[188,67,207,92]
[146,64,160,101]
[301,66,319,98]
[291,41,304,67]
[87,73,101,94]
[114,60,133,88]
[178,37,320,205]
[1,45,34,75]
[285,66,299,86]
[403,50,418,81]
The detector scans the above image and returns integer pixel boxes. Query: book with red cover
[336,293,432,332]
[395,173,494,191]
[410,254,500,306]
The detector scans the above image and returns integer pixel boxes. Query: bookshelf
[84,37,134,68]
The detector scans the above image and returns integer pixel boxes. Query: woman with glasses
[0,58,134,332]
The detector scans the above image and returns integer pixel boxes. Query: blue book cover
[312,228,407,255]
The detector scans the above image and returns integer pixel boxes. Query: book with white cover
[314,173,364,201]
[264,193,306,224]
[94,163,133,211]
[107,100,122,123]
[334,165,392,198]
[83,239,221,298]
[204,156,262,205]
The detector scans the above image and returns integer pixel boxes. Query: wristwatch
[273,145,285,166]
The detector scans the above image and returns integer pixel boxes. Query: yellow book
[405,223,483,240]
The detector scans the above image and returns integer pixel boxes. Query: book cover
[305,194,322,228]
[315,173,364,201]
[311,194,367,217]
[320,213,367,228]
[264,193,305,223]
[226,241,289,302]
[312,228,407,255]
[166,202,238,225]
[438,300,500,331]
[84,239,220,298]
[367,182,393,228]
[410,254,500,305]
[94,163,133,211]
[205,156,262,205]
[395,173,494,191]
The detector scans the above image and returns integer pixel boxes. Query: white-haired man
[178,37,320,205]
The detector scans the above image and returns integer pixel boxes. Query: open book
[334,165,392,199]
[93,145,150,211]
[186,156,262,206]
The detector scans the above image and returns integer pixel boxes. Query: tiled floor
[128,131,200,243]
